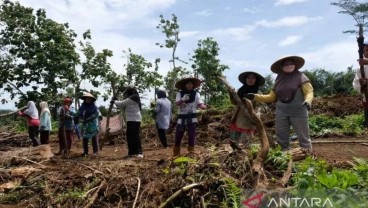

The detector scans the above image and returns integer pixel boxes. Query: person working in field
[111,86,143,158]
[173,77,206,157]
[152,89,172,148]
[230,71,265,148]
[78,92,100,156]
[57,97,76,155]
[39,101,52,145]
[18,101,41,146]
[245,56,314,151]
[353,41,368,127]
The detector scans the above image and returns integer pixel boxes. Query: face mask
[282,65,296,73]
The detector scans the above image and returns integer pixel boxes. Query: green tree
[260,74,274,94]
[77,29,113,107]
[331,0,368,34]
[156,14,187,102]
[192,37,229,106]
[0,1,79,110]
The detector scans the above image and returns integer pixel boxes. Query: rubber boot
[173,146,181,157]
[188,146,195,153]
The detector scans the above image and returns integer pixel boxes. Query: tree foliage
[0,0,79,107]
[331,0,368,33]
[192,37,228,106]
[303,67,355,96]
[156,14,187,102]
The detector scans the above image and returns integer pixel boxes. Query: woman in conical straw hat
[173,77,206,157]
[245,56,314,151]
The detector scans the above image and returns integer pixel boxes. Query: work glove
[244,93,255,100]
[303,101,311,110]
[181,94,190,102]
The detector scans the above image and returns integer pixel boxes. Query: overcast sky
[2,0,366,109]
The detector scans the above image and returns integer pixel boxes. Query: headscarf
[78,100,98,120]
[237,84,259,99]
[179,89,197,103]
[23,101,39,119]
[39,101,51,116]
[124,87,142,110]
[157,90,167,99]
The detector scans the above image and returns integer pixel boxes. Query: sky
[1,0,366,109]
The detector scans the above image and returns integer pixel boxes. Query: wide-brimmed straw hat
[238,71,265,86]
[80,92,96,101]
[271,56,305,73]
[175,77,202,90]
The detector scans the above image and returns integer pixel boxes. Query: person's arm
[254,90,277,103]
[155,100,161,113]
[353,69,362,93]
[114,98,134,108]
[175,92,184,106]
[301,82,314,103]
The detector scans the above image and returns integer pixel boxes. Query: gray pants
[275,112,311,150]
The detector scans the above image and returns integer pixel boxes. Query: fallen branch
[132,177,141,208]
[159,183,205,208]
[280,159,293,187]
[0,106,26,117]
[83,180,106,208]
[13,157,46,168]
[80,164,105,175]
[99,80,116,150]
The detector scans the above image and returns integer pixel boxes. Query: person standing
[18,101,41,146]
[230,71,265,147]
[245,56,314,151]
[57,97,75,155]
[39,101,52,144]
[78,92,99,156]
[111,87,143,158]
[173,77,206,157]
[154,90,172,148]
[353,41,368,127]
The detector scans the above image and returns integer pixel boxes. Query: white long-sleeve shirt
[353,65,368,101]
[114,98,141,122]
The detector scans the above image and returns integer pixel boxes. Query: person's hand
[359,78,368,86]
[198,103,206,110]
[303,101,311,110]
[244,93,255,100]
[181,94,190,102]
[358,58,368,66]
[64,105,69,111]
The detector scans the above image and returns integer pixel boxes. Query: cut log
[287,147,311,161]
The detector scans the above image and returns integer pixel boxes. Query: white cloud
[255,16,321,28]
[180,31,201,38]
[278,35,303,47]
[195,9,213,17]
[212,25,256,41]
[243,7,257,14]
[275,0,308,6]
[300,41,358,71]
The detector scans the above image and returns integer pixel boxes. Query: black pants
[28,126,40,146]
[83,135,99,155]
[364,108,368,127]
[40,130,50,144]
[126,121,142,155]
[156,123,168,148]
